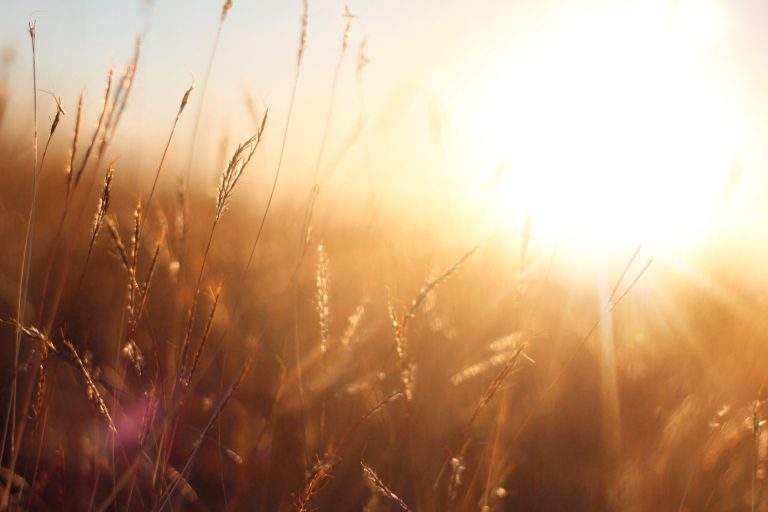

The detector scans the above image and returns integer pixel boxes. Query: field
[1,1,768,511]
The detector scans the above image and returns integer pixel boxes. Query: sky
[0,0,515,171]
[0,0,541,230]
[2,0,768,253]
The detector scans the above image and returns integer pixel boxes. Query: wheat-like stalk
[339,300,367,346]
[156,352,254,511]
[389,248,477,400]
[173,122,268,484]
[215,115,266,221]
[65,93,83,199]
[38,94,65,172]
[62,340,117,435]
[177,117,266,382]
[178,117,268,380]
[298,0,309,66]
[388,301,414,401]
[74,165,114,298]
[98,38,140,159]
[298,4,356,254]
[221,0,233,21]
[32,68,114,329]
[316,243,330,357]
[467,345,526,431]
[405,248,476,323]
[239,0,308,273]
[175,119,266,380]
[144,83,193,229]
[341,5,355,54]
[2,25,39,490]
[179,0,235,275]
[121,341,144,377]
[88,166,114,256]
[74,68,113,188]
[361,461,411,511]
[127,202,141,317]
[435,343,527,500]
[296,463,330,512]
[185,285,222,386]
[86,165,115,254]
[125,230,163,346]
[451,350,517,386]
[105,216,131,273]
[0,320,56,352]
[451,333,532,385]
[336,390,403,451]
[357,38,369,78]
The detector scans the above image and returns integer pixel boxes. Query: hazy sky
[3,0,768,250]
[0,0,539,214]
[0,0,530,196]
[0,0,518,161]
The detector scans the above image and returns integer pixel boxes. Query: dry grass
[0,6,766,512]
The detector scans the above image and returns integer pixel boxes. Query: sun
[455,1,741,252]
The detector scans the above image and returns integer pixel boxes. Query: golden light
[456,1,741,251]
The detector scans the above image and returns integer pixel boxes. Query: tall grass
[299,5,356,252]
[1,25,39,509]
[0,5,766,512]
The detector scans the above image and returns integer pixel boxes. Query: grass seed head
[48,95,65,137]
[361,461,411,511]
[215,112,267,221]
[341,5,355,55]
[179,82,193,114]
[357,38,370,78]
[298,0,309,65]
[221,0,233,21]
[91,165,114,244]
[316,243,330,356]
[63,339,117,435]
[66,93,84,193]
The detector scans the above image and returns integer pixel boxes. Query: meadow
[1,1,768,511]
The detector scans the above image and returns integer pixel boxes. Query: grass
[0,3,767,512]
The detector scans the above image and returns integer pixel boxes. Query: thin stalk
[37,93,64,176]
[209,0,310,409]
[179,1,231,272]
[298,54,342,246]
[40,39,138,330]
[244,40,304,272]
[28,398,49,504]
[1,23,38,506]
[157,128,264,501]
[299,5,355,257]
[156,352,254,511]
[36,71,112,326]
[143,83,193,235]
[511,250,653,445]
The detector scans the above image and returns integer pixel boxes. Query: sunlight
[459,1,740,250]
